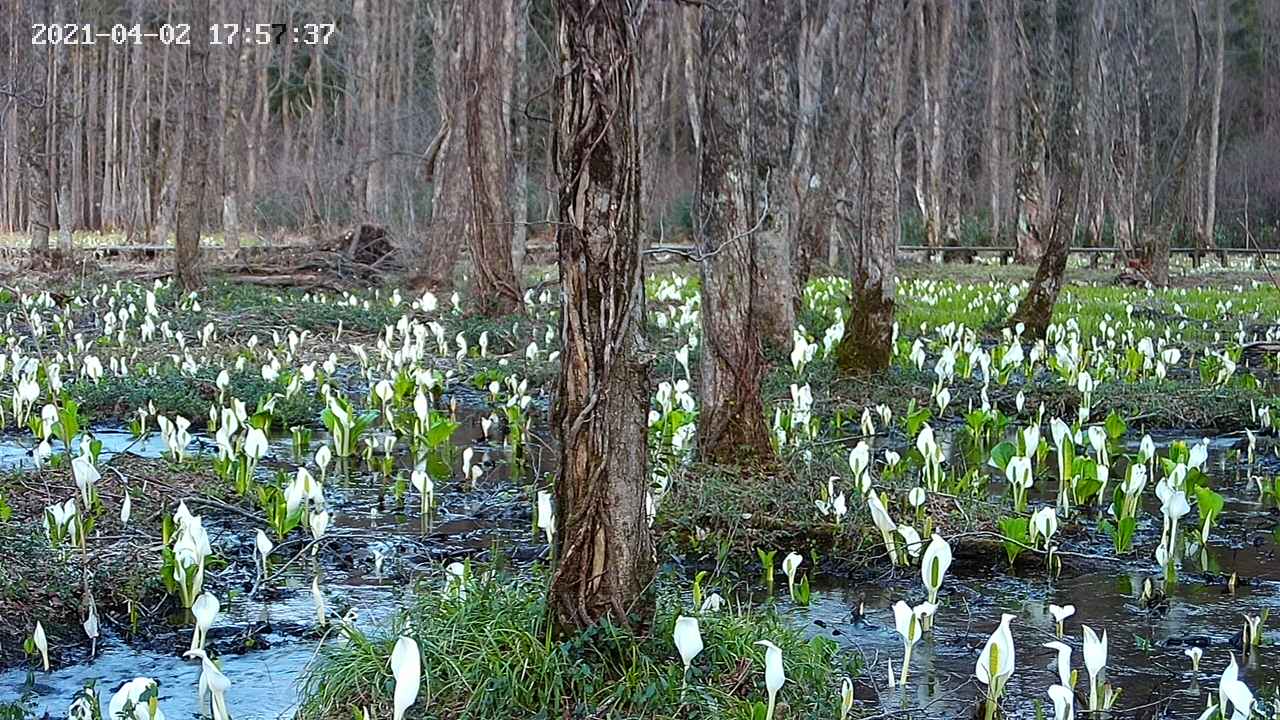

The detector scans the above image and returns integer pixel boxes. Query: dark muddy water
[1,420,1275,719]
[0,411,550,719]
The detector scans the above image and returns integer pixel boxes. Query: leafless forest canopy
[1,0,1278,274]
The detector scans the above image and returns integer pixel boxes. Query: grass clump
[300,571,854,720]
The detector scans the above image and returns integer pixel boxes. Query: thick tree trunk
[548,0,653,633]
[835,0,900,375]
[175,0,212,292]
[462,0,521,316]
[697,0,775,463]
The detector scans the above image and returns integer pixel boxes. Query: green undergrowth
[299,571,855,720]
[70,366,323,428]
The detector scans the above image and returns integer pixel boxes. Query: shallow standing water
[1,422,1276,719]
[0,412,549,719]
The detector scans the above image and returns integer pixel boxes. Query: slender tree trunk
[462,0,521,316]
[55,34,74,253]
[415,2,467,291]
[509,0,530,277]
[751,3,796,350]
[175,0,212,291]
[697,0,775,463]
[834,0,900,374]
[1013,0,1054,263]
[790,0,837,291]
[23,60,53,254]
[548,0,653,633]
[1012,0,1092,339]
[1203,0,1225,263]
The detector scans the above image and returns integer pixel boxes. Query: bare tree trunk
[751,3,796,350]
[790,0,837,290]
[696,0,776,463]
[175,0,212,291]
[917,0,956,257]
[414,2,467,291]
[548,0,653,633]
[680,4,703,152]
[55,33,73,253]
[1203,0,1225,264]
[1013,0,1054,263]
[23,59,53,254]
[834,0,900,374]
[509,0,530,278]
[462,0,521,316]
[1012,0,1092,339]
[985,0,1007,249]
[222,41,251,257]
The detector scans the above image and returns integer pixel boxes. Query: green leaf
[1104,410,1127,440]
[988,441,1017,471]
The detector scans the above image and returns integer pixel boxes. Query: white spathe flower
[781,552,803,600]
[1082,625,1108,711]
[190,593,220,652]
[389,636,422,720]
[1043,640,1072,686]
[975,613,1016,695]
[536,490,555,545]
[33,621,49,671]
[109,678,166,720]
[673,615,704,675]
[1048,683,1075,720]
[755,640,786,720]
[921,534,952,604]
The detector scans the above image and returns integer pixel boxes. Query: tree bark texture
[1012,0,1092,339]
[174,0,212,292]
[462,0,522,316]
[548,0,654,633]
[835,0,900,375]
[696,0,776,463]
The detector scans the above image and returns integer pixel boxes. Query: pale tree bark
[508,0,530,278]
[1013,0,1055,263]
[914,0,957,256]
[789,0,837,291]
[55,32,73,253]
[462,0,521,316]
[1203,0,1225,263]
[751,3,796,350]
[985,0,1008,249]
[680,4,703,152]
[23,47,53,254]
[548,0,653,632]
[834,0,900,375]
[696,0,775,463]
[638,4,672,239]
[1012,0,1092,339]
[175,0,212,292]
[221,39,251,257]
[414,1,467,291]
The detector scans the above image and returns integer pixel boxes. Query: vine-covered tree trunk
[174,0,211,292]
[697,0,775,463]
[548,0,653,632]
[835,0,900,375]
[462,0,521,316]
